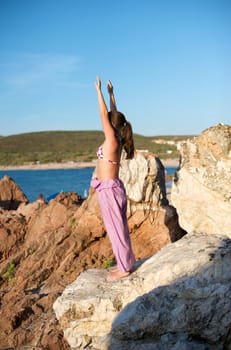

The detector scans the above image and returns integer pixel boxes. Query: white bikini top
[96,145,119,165]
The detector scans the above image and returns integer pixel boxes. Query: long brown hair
[108,111,134,159]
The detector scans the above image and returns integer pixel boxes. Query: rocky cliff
[0,151,184,349]
[171,123,231,236]
[53,124,231,350]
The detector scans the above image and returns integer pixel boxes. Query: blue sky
[0,0,230,136]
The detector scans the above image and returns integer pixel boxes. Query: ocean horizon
[0,167,176,203]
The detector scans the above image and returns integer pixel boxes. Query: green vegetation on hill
[0,131,194,166]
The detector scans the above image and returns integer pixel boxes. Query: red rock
[0,155,185,348]
[0,175,28,210]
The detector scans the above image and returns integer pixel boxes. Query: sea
[0,166,177,203]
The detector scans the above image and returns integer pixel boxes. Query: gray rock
[53,232,231,349]
[119,152,168,210]
[171,124,231,237]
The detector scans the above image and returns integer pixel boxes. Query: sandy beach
[0,161,97,171]
[0,159,179,171]
[0,158,179,171]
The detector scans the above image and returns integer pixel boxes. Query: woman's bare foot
[107,269,130,281]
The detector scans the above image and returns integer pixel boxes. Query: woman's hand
[95,76,101,92]
[107,80,113,94]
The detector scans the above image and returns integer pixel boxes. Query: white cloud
[0,52,82,89]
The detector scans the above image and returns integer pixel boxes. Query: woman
[91,77,136,281]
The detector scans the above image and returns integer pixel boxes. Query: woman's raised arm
[107,80,117,112]
[95,77,114,139]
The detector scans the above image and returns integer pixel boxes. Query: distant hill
[0,130,193,166]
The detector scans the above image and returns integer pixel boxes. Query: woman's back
[96,138,121,180]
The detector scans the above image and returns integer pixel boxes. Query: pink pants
[91,178,135,272]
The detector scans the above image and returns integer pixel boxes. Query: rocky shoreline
[0,124,230,349]
[0,152,183,349]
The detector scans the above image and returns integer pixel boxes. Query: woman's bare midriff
[96,159,120,180]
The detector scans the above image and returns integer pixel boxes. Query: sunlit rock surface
[171,124,231,237]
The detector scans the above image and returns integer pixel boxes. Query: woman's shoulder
[104,135,120,151]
